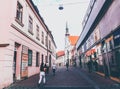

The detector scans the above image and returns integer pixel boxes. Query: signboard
[21,45,28,78]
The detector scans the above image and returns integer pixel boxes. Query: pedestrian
[38,63,46,86]
[66,62,69,71]
[44,63,47,74]
[46,63,49,74]
[87,60,92,73]
[52,63,57,76]
[93,60,98,71]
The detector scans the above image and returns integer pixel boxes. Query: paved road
[5,67,120,89]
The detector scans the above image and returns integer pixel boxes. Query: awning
[86,49,96,56]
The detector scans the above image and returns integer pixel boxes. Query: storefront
[101,36,114,77]
[112,28,120,77]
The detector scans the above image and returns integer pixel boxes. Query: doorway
[49,55,51,67]
[115,49,120,77]
[13,43,20,82]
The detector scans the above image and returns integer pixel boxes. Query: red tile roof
[68,36,79,46]
[57,51,65,57]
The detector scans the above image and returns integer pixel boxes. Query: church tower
[64,22,70,65]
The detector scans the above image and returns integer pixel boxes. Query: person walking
[66,62,69,71]
[52,63,56,76]
[93,60,98,71]
[87,60,93,73]
[38,63,46,85]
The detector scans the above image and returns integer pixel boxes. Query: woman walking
[38,63,46,85]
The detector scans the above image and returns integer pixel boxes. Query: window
[41,31,44,44]
[16,1,24,26]
[49,40,51,50]
[45,36,48,47]
[41,54,44,63]
[28,49,32,66]
[36,25,40,40]
[45,56,48,63]
[28,16,33,35]
[36,52,39,67]
[107,40,113,51]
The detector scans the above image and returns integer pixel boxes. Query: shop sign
[105,36,113,43]
[86,49,96,56]
[21,45,28,78]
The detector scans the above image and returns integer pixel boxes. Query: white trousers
[38,71,46,84]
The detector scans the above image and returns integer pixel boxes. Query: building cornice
[11,23,47,51]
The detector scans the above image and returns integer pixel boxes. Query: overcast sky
[33,0,90,51]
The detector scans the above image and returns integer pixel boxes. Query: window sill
[36,37,40,41]
[15,18,24,27]
[0,44,9,47]
[42,42,44,45]
[28,30,34,35]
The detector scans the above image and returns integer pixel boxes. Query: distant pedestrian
[66,62,69,71]
[38,63,46,85]
[52,63,57,76]
[93,60,98,71]
[45,64,49,74]
[87,60,92,73]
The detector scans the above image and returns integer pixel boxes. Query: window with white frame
[45,36,48,47]
[36,25,40,40]
[41,31,44,44]
[28,16,33,35]
[49,40,51,50]
[16,1,24,26]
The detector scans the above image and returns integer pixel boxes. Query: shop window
[107,40,113,51]
[28,49,32,66]
[102,42,107,53]
[41,54,44,63]
[36,52,39,67]
[45,56,48,63]
[109,40,113,50]
[94,52,97,58]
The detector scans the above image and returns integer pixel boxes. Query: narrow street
[6,67,120,89]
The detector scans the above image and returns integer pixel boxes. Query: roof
[68,36,79,46]
[57,51,65,57]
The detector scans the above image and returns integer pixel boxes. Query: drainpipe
[47,31,49,66]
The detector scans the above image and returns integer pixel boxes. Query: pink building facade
[0,0,56,88]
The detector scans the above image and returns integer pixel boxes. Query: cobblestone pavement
[5,67,120,89]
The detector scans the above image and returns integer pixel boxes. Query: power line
[37,1,89,7]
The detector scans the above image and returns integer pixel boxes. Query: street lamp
[58,4,64,10]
